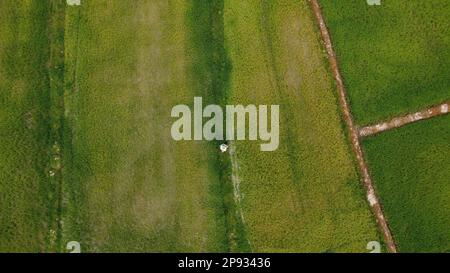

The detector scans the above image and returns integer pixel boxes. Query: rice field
[0,0,55,252]
[0,0,448,253]
[363,115,450,252]
[224,0,380,252]
[321,0,450,253]
[320,0,450,125]
[62,0,233,252]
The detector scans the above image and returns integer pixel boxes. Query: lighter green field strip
[62,0,230,252]
[224,0,381,252]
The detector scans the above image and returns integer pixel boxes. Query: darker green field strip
[320,0,450,125]
[0,0,63,252]
[363,115,450,252]
[187,0,251,252]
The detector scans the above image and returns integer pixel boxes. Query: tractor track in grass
[228,143,253,251]
[309,0,397,253]
[359,101,450,138]
[189,0,251,252]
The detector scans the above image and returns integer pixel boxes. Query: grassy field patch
[363,115,450,252]
[321,0,450,124]
[224,0,381,252]
[62,0,232,252]
[0,0,54,252]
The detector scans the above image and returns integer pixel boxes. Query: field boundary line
[308,0,397,253]
[359,101,450,137]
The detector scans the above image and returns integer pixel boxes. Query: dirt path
[359,101,450,137]
[309,0,397,253]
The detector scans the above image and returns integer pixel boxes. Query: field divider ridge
[359,101,450,137]
[308,0,397,253]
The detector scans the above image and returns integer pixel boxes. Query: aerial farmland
[0,0,448,255]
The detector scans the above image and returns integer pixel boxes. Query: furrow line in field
[359,101,450,137]
[309,0,397,253]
